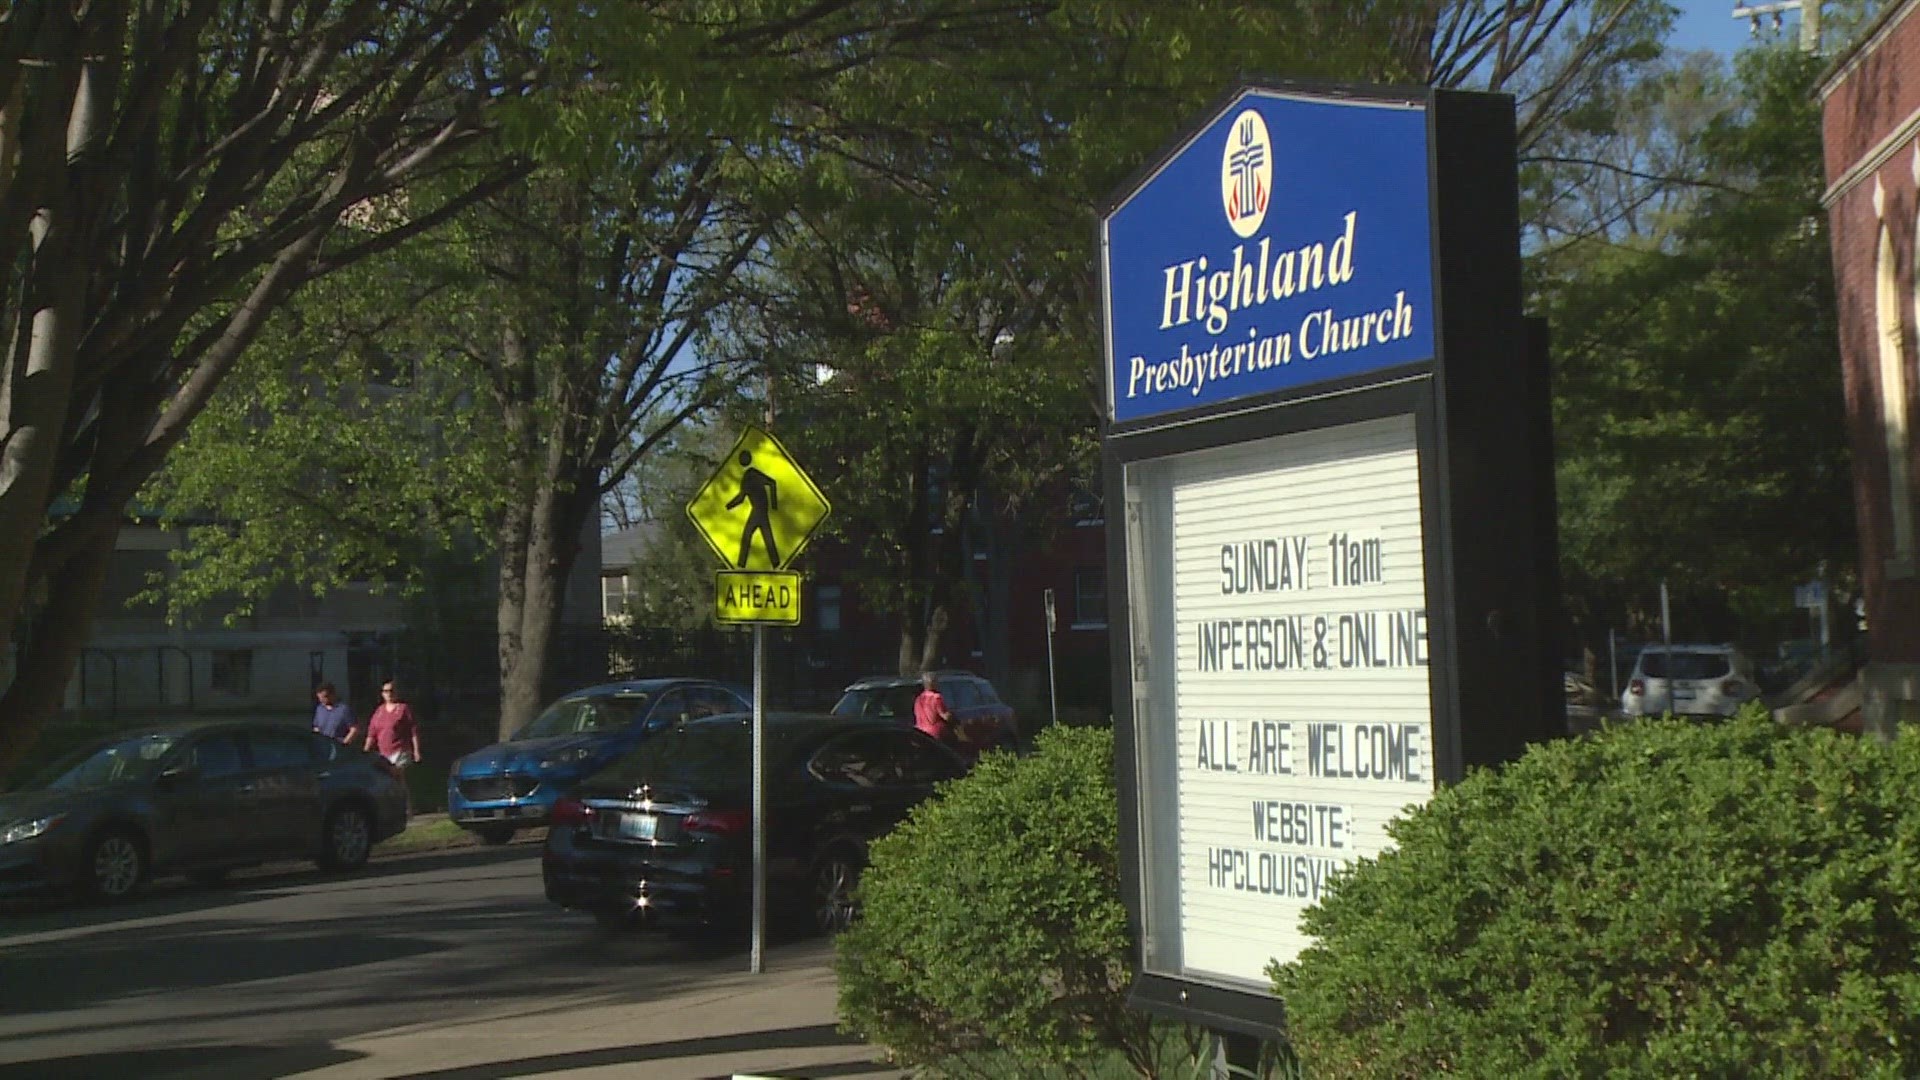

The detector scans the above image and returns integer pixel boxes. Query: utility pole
[1732,1,1822,52]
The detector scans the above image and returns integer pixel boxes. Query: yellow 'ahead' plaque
[715,570,802,626]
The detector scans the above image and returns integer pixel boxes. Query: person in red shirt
[363,681,423,769]
[913,672,956,744]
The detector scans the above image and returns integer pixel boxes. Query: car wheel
[473,825,516,846]
[809,849,864,933]
[318,803,373,870]
[82,831,146,901]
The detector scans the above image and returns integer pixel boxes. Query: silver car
[1619,644,1760,718]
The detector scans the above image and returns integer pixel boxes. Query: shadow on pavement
[0,838,850,1076]
[0,843,540,937]
[0,916,448,1013]
[694,1063,899,1080]
[0,1042,362,1080]
[380,1023,864,1080]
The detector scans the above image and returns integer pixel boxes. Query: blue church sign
[1102,89,1437,425]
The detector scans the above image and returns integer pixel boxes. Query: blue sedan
[447,679,750,844]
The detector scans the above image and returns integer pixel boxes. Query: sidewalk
[286,937,908,1080]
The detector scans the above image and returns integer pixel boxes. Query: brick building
[1819,0,1920,734]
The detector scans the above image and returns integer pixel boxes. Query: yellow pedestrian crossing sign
[686,427,831,572]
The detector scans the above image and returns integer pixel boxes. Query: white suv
[1620,644,1760,718]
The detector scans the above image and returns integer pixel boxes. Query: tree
[141,1,1110,736]
[730,0,1678,674]
[1535,46,1853,644]
[127,0,1686,736]
[0,0,530,770]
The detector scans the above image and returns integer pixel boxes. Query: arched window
[1874,174,1915,570]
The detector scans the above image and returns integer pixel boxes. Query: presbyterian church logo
[1221,109,1272,239]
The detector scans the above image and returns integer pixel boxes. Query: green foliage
[144,232,509,622]
[1274,709,1920,1079]
[1535,45,1853,639]
[737,2,1441,659]
[837,726,1193,1076]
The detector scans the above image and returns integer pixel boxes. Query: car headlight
[538,747,596,771]
[0,814,66,845]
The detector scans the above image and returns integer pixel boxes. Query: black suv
[829,671,1019,752]
[542,713,966,932]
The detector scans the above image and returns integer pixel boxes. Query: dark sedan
[0,720,409,900]
[543,713,966,933]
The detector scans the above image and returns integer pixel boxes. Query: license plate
[469,809,499,819]
[615,812,657,840]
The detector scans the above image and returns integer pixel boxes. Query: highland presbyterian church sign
[1105,97,1436,423]
[1100,85,1562,1037]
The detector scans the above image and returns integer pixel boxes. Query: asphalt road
[0,843,839,1080]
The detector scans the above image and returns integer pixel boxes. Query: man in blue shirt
[313,682,359,744]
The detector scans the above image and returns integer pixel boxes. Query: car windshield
[24,733,180,792]
[1640,651,1733,680]
[513,693,651,740]
[830,685,920,720]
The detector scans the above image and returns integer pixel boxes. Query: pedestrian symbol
[686,427,831,572]
[727,450,780,568]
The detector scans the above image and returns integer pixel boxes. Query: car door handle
[237,783,257,795]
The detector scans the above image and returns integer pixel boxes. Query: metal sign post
[1044,588,1059,728]
[752,624,766,974]
[684,425,830,977]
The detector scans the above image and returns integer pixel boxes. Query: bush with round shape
[1273,707,1920,1079]
[835,725,1170,1074]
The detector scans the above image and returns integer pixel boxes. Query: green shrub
[1273,707,1920,1079]
[836,725,1177,1076]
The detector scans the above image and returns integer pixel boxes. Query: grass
[374,817,474,855]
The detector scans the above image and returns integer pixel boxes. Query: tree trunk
[497,478,573,740]
[917,605,950,673]
[0,15,95,661]
[495,366,591,740]
[0,517,118,776]
[894,440,933,676]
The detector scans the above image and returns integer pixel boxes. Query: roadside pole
[752,624,766,974]
[1609,628,1619,701]
[1044,588,1058,730]
[1660,580,1674,714]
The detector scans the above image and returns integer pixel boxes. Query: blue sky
[1670,2,1806,56]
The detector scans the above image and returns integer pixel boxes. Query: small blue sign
[1103,89,1437,424]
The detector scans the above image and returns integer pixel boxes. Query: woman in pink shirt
[912,672,952,742]
[363,681,423,768]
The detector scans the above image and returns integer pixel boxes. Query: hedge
[1273,709,1920,1079]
